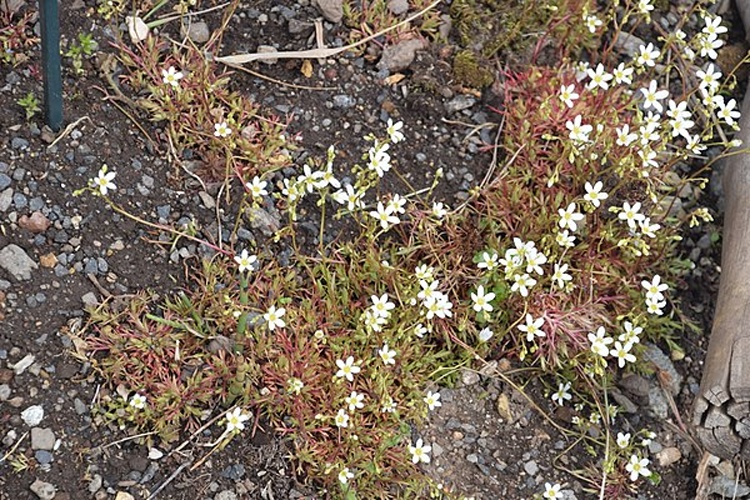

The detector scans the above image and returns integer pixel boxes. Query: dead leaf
[496,393,513,422]
[384,73,406,85]
[300,59,313,78]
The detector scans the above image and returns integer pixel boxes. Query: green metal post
[39,0,62,131]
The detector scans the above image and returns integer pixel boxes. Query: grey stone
[30,479,56,500]
[141,174,154,189]
[35,450,53,465]
[314,0,342,23]
[214,491,238,500]
[0,188,12,211]
[288,19,312,35]
[643,343,682,396]
[81,292,98,308]
[248,206,281,236]
[182,20,210,44]
[74,398,88,415]
[11,137,29,150]
[388,0,408,15]
[12,192,27,208]
[84,259,98,275]
[445,95,477,114]
[709,475,750,497]
[0,174,11,190]
[332,95,356,109]
[648,385,669,419]
[221,463,246,481]
[0,384,10,401]
[377,39,425,72]
[88,474,102,494]
[257,45,278,65]
[0,244,38,280]
[523,460,538,476]
[31,427,55,450]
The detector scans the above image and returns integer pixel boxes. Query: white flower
[478,327,494,342]
[471,285,496,313]
[646,296,666,316]
[612,62,633,85]
[387,194,407,214]
[334,408,350,428]
[559,84,579,108]
[234,250,257,273]
[92,165,116,196]
[214,121,232,138]
[287,377,304,395]
[225,407,250,433]
[717,98,741,126]
[636,42,660,67]
[518,313,546,342]
[378,343,397,365]
[642,274,668,301]
[431,202,448,219]
[617,432,631,449]
[263,304,286,331]
[625,455,651,481]
[637,0,653,15]
[584,14,602,33]
[588,326,613,357]
[615,123,638,147]
[620,321,643,345]
[368,144,391,177]
[162,66,184,87]
[408,438,432,464]
[246,176,268,199]
[543,482,563,500]
[640,80,669,113]
[511,273,536,297]
[370,201,400,230]
[424,293,453,319]
[696,63,722,94]
[551,382,572,406]
[386,119,405,143]
[551,263,572,289]
[618,201,645,229]
[424,391,442,411]
[610,341,636,368]
[381,396,397,413]
[130,393,147,409]
[414,264,434,281]
[703,15,728,37]
[558,203,585,232]
[586,63,613,90]
[583,181,608,208]
[477,251,499,271]
[371,293,395,318]
[525,248,547,275]
[332,184,364,211]
[345,391,365,411]
[338,467,354,485]
[556,230,576,248]
[414,323,428,338]
[335,356,361,382]
[686,134,706,155]
[566,115,592,143]
[698,33,723,60]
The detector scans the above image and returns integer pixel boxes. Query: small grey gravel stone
[214,491,238,500]
[13,192,27,208]
[388,0,408,14]
[523,460,539,476]
[0,244,38,280]
[377,39,425,72]
[332,95,356,109]
[445,95,477,114]
[88,474,103,493]
[141,174,154,189]
[31,427,55,450]
[314,0,343,23]
[0,174,11,190]
[35,450,54,465]
[183,20,210,43]
[81,292,99,308]
[84,259,98,275]
[74,398,88,415]
[221,463,246,480]
[11,137,29,150]
[30,479,56,500]
[709,475,750,497]
[0,188,12,212]
[0,384,10,401]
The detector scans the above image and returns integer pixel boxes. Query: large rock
[377,39,426,72]
[0,244,37,280]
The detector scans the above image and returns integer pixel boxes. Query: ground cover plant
[51,0,748,497]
